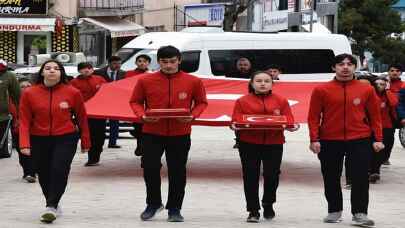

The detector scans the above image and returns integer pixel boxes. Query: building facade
[0,0,144,66]
[0,0,77,64]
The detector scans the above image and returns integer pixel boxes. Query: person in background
[94,56,126,148]
[308,54,383,228]
[265,65,282,80]
[384,63,403,165]
[130,45,207,222]
[19,60,90,223]
[9,78,35,182]
[0,59,20,159]
[124,54,152,156]
[124,54,151,78]
[226,57,254,79]
[387,64,403,95]
[70,62,107,166]
[369,77,397,183]
[232,71,297,223]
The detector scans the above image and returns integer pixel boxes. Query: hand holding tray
[232,115,299,130]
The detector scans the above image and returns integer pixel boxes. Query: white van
[117,27,352,81]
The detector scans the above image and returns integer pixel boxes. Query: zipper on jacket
[261,96,267,144]
[167,77,172,135]
[343,83,347,140]
[49,87,53,136]
[85,77,93,95]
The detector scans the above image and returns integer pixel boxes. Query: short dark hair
[157,45,181,60]
[136,54,151,63]
[267,64,281,71]
[108,56,121,63]
[334,53,357,68]
[77,62,93,71]
[388,63,403,72]
[18,77,30,83]
[34,60,68,85]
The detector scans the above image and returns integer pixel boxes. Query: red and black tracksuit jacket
[389,78,403,95]
[232,93,294,145]
[308,79,383,142]
[19,83,91,149]
[378,91,398,129]
[130,71,208,136]
[124,69,148,79]
[70,74,107,102]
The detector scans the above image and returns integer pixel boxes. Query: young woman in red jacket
[369,77,398,183]
[19,60,91,224]
[232,71,297,223]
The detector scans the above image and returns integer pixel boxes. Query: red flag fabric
[85,76,322,126]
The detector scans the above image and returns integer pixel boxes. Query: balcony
[79,0,144,17]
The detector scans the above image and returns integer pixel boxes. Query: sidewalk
[0,125,404,228]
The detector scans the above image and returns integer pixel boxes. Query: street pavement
[0,125,404,228]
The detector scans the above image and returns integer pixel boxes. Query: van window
[121,49,200,73]
[115,48,142,63]
[208,49,335,76]
[180,51,201,73]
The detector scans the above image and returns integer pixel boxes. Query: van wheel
[399,127,405,148]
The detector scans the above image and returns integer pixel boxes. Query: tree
[223,0,256,31]
[338,0,404,64]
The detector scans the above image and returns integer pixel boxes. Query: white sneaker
[323,211,342,223]
[352,213,375,227]
[56,205,62,217]
[40,207,57,223]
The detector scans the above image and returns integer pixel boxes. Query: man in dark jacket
[0,59,20,158]
[94,56,126,148]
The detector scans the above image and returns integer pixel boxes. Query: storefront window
[24,35,47,64]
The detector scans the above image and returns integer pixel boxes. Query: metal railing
[79,0,144,9]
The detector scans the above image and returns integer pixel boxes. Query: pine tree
[338,0,404,64]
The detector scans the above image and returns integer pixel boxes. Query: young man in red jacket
[70,62,107,166]
[308,54,384,227]
[124,54,151,78]
[130,45,208,222]
[387,63,403,96]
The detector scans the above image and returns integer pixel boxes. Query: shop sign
[263,10,288,32]
[184,3,225,27]
[0,24,53,32]
[0,0,48,15]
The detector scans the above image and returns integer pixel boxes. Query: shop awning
[302,22,331,34]
[0,18,55,32]
[81,17,145,38]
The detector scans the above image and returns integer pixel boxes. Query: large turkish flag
[85,76,323,126]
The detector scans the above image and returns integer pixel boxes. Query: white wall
[52,0,78,18]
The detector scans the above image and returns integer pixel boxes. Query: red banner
[85,76,322,126]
